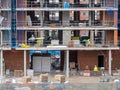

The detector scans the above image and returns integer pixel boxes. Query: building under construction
[0,0,119,77]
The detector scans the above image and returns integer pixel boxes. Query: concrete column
[108,49,112,76]
[89,11,91,26]
[102,31,106,44]
[41,11,43,27]
[89,11,95,46]
[25,31,27,44]
[40,0,43,7]
[89,0,91,7]
[103,11,105,24]
[66,50,69,77]
[24,50,27,76]
[62,11,71,45]
[62,0,71,45]
[38,11,44,46]
[114,0,117,8]
[90,30,94,46]
[0,31,3,77]
[104,0,106,7]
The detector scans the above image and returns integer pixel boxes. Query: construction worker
[93,65,98,76]
[86,39,90,47]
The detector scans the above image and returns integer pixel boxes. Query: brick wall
[3,50,120,72]
[78,50,120,70]
[111,50,120,69]
[106,0,114,7]
[106,30,114,44]
[114,11,118,27]
[3,50,30,71]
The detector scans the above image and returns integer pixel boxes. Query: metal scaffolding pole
[108,49,112,76]
[0,31,3,77]
[0,50,3,77]
[24,50,27,76]
[66,50,69,77]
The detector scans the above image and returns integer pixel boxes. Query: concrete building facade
[0,0,119,77]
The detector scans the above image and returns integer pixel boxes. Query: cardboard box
[54,75,65,83]
[70,69,77,75]
[22,76,31,84]
[40,74,48,82]
[70,62,75,69]
[14,70,23,77]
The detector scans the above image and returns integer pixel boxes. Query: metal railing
[14,20,115,27]
[1,40,119,48]
[0,1,117,9]
[16,1,118,8]
[0,20,116,29]
[0,1,11,9]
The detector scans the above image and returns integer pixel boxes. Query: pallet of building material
[83,72,90,76]
[22,76,31,84]
[113,73,120,76]
[39,73,48,82]
[54,74,65,83]
[27,69,34,76]
[14,70,23,77]
[83,70,91,76]
[51,24,56,27]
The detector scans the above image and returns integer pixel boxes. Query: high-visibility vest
[94,66,98,72]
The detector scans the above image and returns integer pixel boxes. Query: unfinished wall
[114,11,118,27]
[1,0,11,8]
[112,50,120,69]
[104,11,113,25]
[3,50,29,71]
[79,11,89,20]
[78,50,120,70]
[17,0,26,8]
[78,50,107,70]
[106,30,114,44]
[106,0,114,7]
[17,11,25,27]
[16,11,25,44]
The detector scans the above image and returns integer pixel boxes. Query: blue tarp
[48,50,60,55]
[29,50,36,55]
[64,2,69,8]
[29,50,60,55]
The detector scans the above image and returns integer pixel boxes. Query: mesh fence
[0,82,119,90]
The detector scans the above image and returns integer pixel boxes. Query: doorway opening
[98,54,104,67]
